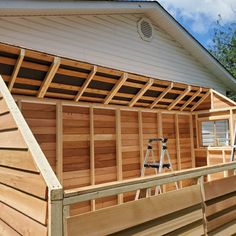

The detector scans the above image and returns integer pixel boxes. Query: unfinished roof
[0,0,235,91]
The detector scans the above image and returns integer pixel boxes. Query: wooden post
[195,114,200,148]
[229,109,234,147]
[56,101,63,184]
[116,109,123,204]
[89,106,95,211]
[63,205,70,236]
[175,114,182,188]
[189,114,195,168]
[138,111,144,171]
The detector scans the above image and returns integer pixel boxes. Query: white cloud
[158,0,236,33]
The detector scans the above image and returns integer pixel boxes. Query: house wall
[19,99,195,215]
[0,14,225,93]
[0,95,48,235]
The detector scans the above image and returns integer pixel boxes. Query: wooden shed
[0,1,236,235]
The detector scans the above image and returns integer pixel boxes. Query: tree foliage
[209,16,236,100]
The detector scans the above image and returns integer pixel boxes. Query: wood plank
[204,175,236,201]
[150,82,173,109]
[129,79,154,107]
[66,185,202,236]
[189,115,196,168]
[0,183,47,225]
[168,86,191,110]
[211,219,236,236]
[90,106,95,211]
[104,73,128,104]
[0,129,27,149]
[38,57,61,98]
[8,49,25,91]
[0,112,17,131]
[116,109,123,204]
[0,203,47,236]
[0,149,38,172]
[180,88,202,111]
[56,102,63,184]
[0,219,20,236]
[0,97,9,115]
[74,66,97,101]
[0,166,47,199]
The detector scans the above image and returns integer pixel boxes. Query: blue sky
[158,0,236,48]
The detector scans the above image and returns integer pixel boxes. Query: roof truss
[0,43,212,112]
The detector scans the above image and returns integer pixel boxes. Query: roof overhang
[0,0,235,91]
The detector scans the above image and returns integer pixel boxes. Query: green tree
[209,16,236,100]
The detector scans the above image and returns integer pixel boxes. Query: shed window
[201,120,230,147]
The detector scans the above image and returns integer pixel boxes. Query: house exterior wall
[0,13,226,93]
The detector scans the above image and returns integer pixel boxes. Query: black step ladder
[135,138,178,200]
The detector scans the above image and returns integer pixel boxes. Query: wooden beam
[8,49,25,91]
[38,57,61,98]
[138,111,144,170]
[129,79,154,107]
[189,115,195,168]
[191,90,211,112]
[63,162,236,205]
[175,114,182,188]
[180,88,202,111]
[56,101,63,184]
[74,66,97,102]
[229,109,234,148]
[150,82,173,109]
[168,86,191,111]
[116,109,123,204]
[104,73,128,104]
[90,106,95,211]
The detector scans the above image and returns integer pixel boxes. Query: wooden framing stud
[150,82,173,109]
[104,73,128,105]
[129,79,154,107]
[74,66,97,102]
[180,88,202,111]
[168,86,191,111]
[191,89,211,112]
[8,49,25,91]
[38,57,61,98]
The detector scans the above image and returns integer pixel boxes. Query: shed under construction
[0,1,236,236]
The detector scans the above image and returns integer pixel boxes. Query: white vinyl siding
[0,14,226,92]
[201,120,230,147]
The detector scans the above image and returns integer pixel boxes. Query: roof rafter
[74,65,97,102]
[191,89,211,111]
[180,88,202,111]
[168,85,191,110]
[150,82,173,109]
[104,73,128,105]
[129,79,154,107]
[8,49,25,92]
[38,57,61,98]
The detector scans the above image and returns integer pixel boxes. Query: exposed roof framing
[0,43,210,111]
[74,65,97,102]
[8,49,25,92]
[191,90,211,112]
[38,57,61,98]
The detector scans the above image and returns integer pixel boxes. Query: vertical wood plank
[175,114,182,188]
[138,111,144,171]
[229,109,234,147]
[90,106,95,211]
[56,102,63,184]
[195,114,200,148]
[189,114,196,168]
[116,109,123,204]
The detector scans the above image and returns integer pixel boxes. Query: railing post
[198,176,208,236]
[63,205,70,236]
